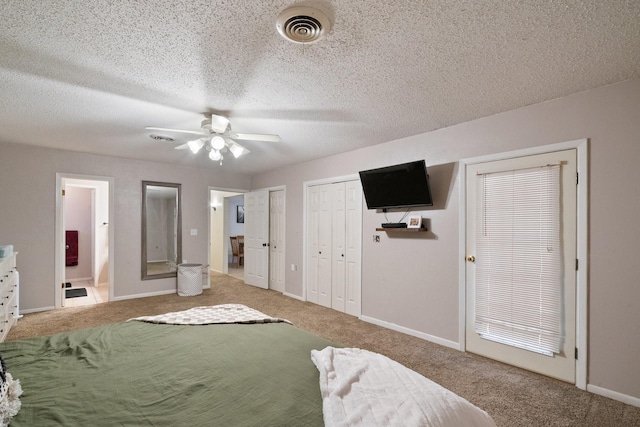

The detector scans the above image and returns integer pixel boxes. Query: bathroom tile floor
[64,280,109,307]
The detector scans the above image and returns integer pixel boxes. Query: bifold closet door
[306,184,332,307]
[307,180,362,316]
[306,186,320,304]
[331,183,346,312]
[344,180,362,317]
[317,184,333,308]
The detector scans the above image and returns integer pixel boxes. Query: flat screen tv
[359,160,433,209]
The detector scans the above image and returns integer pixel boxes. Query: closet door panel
[317,185,332,308]
[306,186,320,304]
[345,180,362,316]
[331,183,346,312]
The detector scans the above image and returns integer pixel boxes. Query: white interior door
[269,190,285,292]
[344,180,362,317]
[317,184,333,307]
[306,179,362,315]
[244,190,269,289]
[306,186,320,303]
[331,183,346,312]
[465,149,577,383]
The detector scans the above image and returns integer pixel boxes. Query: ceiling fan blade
[227,132,280,142]
[209,114,230,133]
[145,126,209,136]
[174,143,189,150]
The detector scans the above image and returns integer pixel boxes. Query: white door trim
[458,139,588,390]
[55,173,115,308]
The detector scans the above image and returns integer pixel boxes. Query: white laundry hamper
[177,263,204,296]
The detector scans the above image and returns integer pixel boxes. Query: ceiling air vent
[276,6,330,44]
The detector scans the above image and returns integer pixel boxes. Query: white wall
[0,144,250,310]
[251,78,640,402]
[227,195,245,237]
[64,186,93,280]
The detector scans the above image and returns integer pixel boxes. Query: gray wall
[251,78,640,402]
[0,145,250,309]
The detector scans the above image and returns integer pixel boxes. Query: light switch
[190,229,198,236]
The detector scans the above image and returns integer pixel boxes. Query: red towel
[66,230,78,266]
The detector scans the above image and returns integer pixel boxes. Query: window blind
[474,164,563,356]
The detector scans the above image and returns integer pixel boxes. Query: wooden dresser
[0,253,19,342]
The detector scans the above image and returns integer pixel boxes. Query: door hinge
[576,172,579,185]
[61,282,65,288]
[575,347,578,360]
[575,259,579,270]
[62,189,66,196]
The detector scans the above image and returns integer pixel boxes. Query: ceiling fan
[145,113,280,164]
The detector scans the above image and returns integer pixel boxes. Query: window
[474,164,562,356]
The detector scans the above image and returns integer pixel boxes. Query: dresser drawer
[0,253,18,342]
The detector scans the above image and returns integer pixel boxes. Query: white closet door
[331,183,346,312]
[306,179,362,315]
[269,190,285,293]
[317,184,333,308]
[306,186,320,304]
[344,180,362,317]
[244,190,269,289]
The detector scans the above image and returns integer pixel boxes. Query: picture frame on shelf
[407,215,422,228]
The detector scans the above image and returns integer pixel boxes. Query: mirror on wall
[142,181,182,280]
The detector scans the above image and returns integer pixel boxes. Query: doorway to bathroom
[55,173,114,308]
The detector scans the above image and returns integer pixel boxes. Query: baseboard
[360,315,460,350]
[283,291,305,301]
[20,306,56,314]
[65,277,92,284]
[587,384,640,408]
[112,289,176,301]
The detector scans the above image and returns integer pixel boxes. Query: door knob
[466,255,476,263]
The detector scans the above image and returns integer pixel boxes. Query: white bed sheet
[311,347,497,427]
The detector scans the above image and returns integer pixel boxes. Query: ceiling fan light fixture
[187,138,205,154]
[229,142,249,158]
[211,136,226,150]
[209,149,222,162]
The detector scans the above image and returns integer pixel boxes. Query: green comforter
[0,321,334,426]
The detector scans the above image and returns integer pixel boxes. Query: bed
[0,304,496,427]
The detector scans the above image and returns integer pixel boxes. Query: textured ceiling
[1,1,639,174]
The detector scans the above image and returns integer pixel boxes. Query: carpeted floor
[7,272,640,426]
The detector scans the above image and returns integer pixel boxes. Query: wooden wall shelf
[376,228,428,232]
